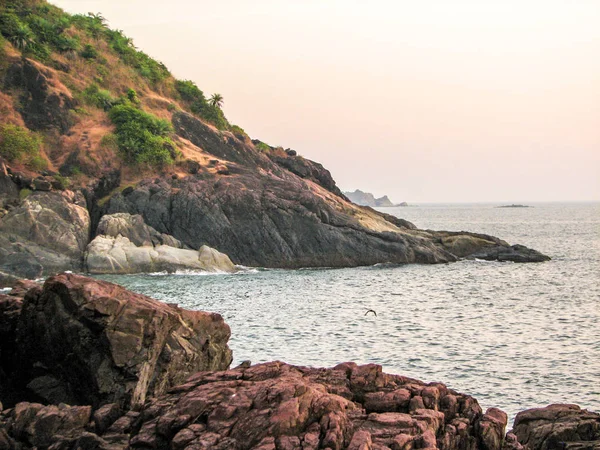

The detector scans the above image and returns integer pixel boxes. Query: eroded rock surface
[508,404,600,450]
[0,190,90,278]
[2,273,232,409]
[0,361,510,450]
[85,213,236,274]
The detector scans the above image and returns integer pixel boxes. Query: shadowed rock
[3,273,232,409]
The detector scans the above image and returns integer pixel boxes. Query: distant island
[496,204,533,208]
[344,189,407,207]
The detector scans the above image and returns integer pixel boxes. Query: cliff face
[0,1,549,280]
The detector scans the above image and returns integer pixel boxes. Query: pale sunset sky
[52,0,600,202]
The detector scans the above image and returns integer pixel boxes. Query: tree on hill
[209,93,223,109]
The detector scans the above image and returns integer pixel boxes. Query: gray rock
[0,191,90,278]
[85,235,236,274]
[467,244,551,263]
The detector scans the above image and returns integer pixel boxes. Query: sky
[52,0,600,202]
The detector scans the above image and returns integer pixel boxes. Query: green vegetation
[209,93,223,108]
[80,43,97,59]
[230,125,247,137]
[0,124,46,170]
[53,173,70,190]
[19,188,32,200]
[255,141,272,153]
[82,83,117,110]
[108,103,175,167]
[175,80,230,130]
[0,3,80,61]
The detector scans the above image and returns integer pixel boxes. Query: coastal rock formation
[508,404,600,450]
[103,176,457,268]
[345,189,396,207]
[0,360,510,450]
[95,213,184,248]
[86,236,236,274]
[2,273,232,409]
[0,190,90,279]
[467,244,551,263]
[85,213,236,274]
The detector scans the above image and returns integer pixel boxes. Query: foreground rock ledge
[0,273,232,410]
[0,361,507,450]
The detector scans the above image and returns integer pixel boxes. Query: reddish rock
[12,273,233,408]
[510,404,600,450]
[111,361,505,449]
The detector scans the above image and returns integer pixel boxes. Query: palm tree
[9,25,35,50]
[209,93,223,109]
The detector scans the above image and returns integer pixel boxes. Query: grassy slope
[0,0,254,187]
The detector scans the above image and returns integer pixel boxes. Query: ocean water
[97,202,600,424]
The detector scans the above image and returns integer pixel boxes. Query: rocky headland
[1,274,598,449]
[0,0,552,282]
[344,190,397,208]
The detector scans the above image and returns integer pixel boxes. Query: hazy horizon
[51,0,599,203]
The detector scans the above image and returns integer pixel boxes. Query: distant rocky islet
[344,189,409,207]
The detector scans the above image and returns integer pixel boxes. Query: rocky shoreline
[1,274,597,449]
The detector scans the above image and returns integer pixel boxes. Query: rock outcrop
[4,58,76,133]
[507,404,600,450]
[467,244,551,263]
[345,190,396,207]
[0,360,510,450]
[0,190,90,279]
[85,213,236,274]
[2,273,232,409]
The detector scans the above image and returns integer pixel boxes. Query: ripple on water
[95,202,600,425]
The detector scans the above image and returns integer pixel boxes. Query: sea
[96,202,600,425]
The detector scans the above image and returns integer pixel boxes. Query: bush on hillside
[108,103,175,167]
[82,84,117,110]
[0,124,46,170]
[174,79,230,130]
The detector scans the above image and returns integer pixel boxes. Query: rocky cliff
[1,276,597,450]
[0,0,550,281]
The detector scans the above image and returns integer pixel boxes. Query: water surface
[98,202,600,424]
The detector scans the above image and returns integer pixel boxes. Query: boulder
[3,402,91,448]
[0,191,90,278]
[467,244,551,263]
[510,404,600,450]
[85,235,236,274]
[86,213,236,274]
[95,212,183,248]
[13,273,233,409]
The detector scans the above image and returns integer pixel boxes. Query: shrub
[99,132,118,151]
[174,79,230,129]
[108,103,175,167]
[82,84,116,110]
[230,125,247,137]
[0,124,43,163]
[19,188,32,200]
[80,43,97,59]
[175,79,205,104]
[255,142,271,152]
[53,174,70,190]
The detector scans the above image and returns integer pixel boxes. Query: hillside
[0,0,549,280]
